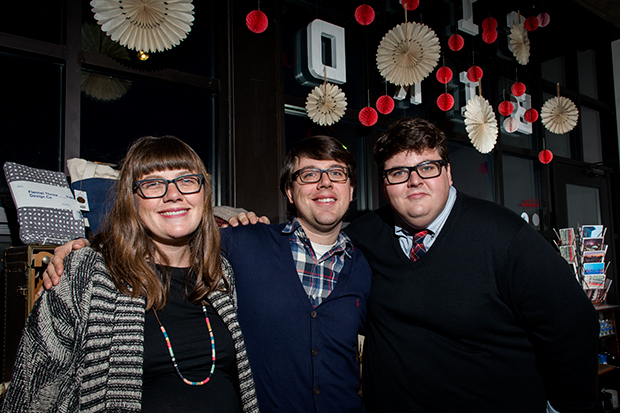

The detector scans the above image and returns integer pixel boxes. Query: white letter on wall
[458,0,479,35]
[307,19,347,84]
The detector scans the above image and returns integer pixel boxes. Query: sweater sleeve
[504,225,599,413]
[1,248,99,412]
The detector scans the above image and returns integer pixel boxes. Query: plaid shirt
[283,217,353,307]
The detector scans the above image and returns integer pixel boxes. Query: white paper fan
[306,82,347,126]
[376,22,441,86]
[90,0,195,53]
[464,95,498,153]
[541,96,579,134]
[508,23,530,65]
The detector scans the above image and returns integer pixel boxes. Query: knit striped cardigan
[1,247,259,413]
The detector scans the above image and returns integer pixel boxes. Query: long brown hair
[93,136,223,310]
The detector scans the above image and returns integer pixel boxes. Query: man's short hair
[280,135,357,215]
[373,118,450,172]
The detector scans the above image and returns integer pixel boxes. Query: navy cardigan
[221,223,371,413]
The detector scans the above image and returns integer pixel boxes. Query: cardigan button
[312,348,318,356]
[313,386,321,395]
[310,310,317,318]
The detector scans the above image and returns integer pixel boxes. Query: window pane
[541,56,566,87]
[581,106,603,163]
[448,143,494,202]
[80,70,215,172]
[566,184,601,229]
[0,1,63,44]
[578,50,598,99]
[502,155,541,229]
[543,92,571,158]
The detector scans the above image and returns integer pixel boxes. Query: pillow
[3,162,85,245]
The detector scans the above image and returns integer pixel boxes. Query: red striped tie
[410,230,428,262]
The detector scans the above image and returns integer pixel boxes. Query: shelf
[599,364,617,375]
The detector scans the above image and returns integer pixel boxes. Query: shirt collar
[395,185,457,238]
[282,216,353,258]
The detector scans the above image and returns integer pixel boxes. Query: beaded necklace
[152,300,216,386]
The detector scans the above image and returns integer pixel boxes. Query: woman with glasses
[2,136,259,413]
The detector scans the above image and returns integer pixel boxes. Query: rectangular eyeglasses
[383,160,447,184]
[134,174,204,198]
[292,167,349,184]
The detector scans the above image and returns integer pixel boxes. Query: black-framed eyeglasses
[292,167,349,184]
[383,160,447,184]
[134,174,205,198]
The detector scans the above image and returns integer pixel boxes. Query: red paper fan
[524,108,539,122]
[524,16,539,31]
[538,149,553,164]
[246,10,268,33]
[538,13,551,27]
[436,66,453,84]
[482,29,498,44]
[448,34,464,51]
[511,81,526,97]
[355,4,375,26]
[437,93,455,111]
[401,0,419,11]
[376,95,395,114]
[498,101,514,116]
[359,107,378,126]
[482,17,497,31]
[467,66,483,82]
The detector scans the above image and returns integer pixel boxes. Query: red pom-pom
[448,34,464,51]
[437,93,455,111]
[511,81,526,97]
[503,117,518,133]
[436,66,453,84]
[359,107,378,126]
[498,101,514,116]
[355,4,375,26]
[482,17,497,31]
[482,29,498,44]
[538,12,551,27]
[538,149,553,164]
[524,108,539,123]
[401,0,419,11]
[246,10,268,33]
[376,95,395,115]
[524,16,539,31]
[467,66,483,82]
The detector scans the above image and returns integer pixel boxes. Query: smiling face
[382,149,452,230]
[285,157,354,241]
[134,169,205,252]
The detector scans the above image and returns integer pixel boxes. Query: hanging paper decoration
[306,82,347,126]
[448,34,464,51]
[541,95,579,134]
[482,29,498,44]
[538,149,553,164]
[246,10,268,33]
[498,101,514,116]
[436,66,453,84]
[376,22,441,86]
[402,0,420,11]
[359,107,378,126]
[355,4,375,26]
[503,117,519,133]
[508,22,530,65]
[91,0,195,53]
[466,66,483,82]
[511,81,526,97]
[376,95,395,114]
[538,13,551,27]
[482,17,497,31]
[464,95,498,153]
[437,93,455,111]
[524,16,539,31]
[524,108,539,123]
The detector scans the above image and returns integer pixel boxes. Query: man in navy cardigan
[43,136,371,413]
[344,118,599,413]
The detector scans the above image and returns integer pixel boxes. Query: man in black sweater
[344,117,599,413]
